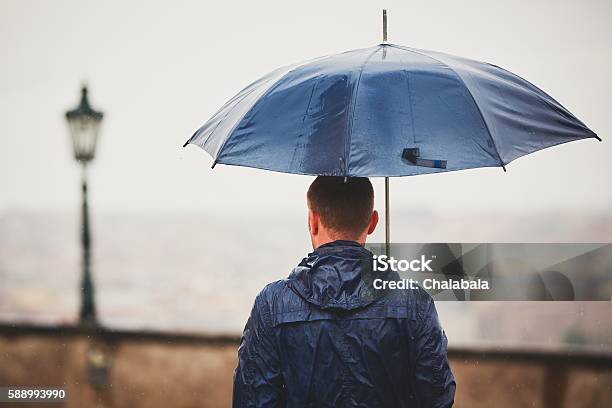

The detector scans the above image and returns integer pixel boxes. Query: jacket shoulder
[255,279,323,326]
[256,279,290,302]
[255,279,304,311]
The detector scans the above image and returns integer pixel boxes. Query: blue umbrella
[184,10,600,249]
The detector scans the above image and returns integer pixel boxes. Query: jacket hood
[288,240,380,311]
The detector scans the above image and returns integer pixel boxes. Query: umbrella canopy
[184,44,599,177]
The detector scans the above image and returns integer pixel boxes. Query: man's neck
[314,236,365,249]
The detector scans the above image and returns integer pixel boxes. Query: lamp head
[65,86,103,163]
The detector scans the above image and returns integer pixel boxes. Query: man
[233,176,455,407]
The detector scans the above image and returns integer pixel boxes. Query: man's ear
[367,210,379,235]
[308,208,319,235]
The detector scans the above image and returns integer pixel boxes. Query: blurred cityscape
[1,209,611,349]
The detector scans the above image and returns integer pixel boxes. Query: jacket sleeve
[413,296,456,408]
[233,290,285,407]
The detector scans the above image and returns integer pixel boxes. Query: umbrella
[184,10,600,253]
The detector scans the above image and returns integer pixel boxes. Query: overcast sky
[1,0,610,219]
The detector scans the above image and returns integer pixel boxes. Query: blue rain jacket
[233,240,455,407]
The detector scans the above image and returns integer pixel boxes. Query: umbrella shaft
[385,177,390,256]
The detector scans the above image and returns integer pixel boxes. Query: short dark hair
[307,176,374,236]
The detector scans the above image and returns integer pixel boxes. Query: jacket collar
[288,240,379,311]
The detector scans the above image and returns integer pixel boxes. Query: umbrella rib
[185,67,294,160]
[207,87,275,164]
[202,85,262,157]
[388,45,420,176]
[208,60,325,166]
[345,47,382,176]
[289,78,320,170]
[392,45,507,171]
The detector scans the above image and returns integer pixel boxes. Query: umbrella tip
[382,9,388,43]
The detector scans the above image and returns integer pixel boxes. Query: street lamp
[65,86,103,326]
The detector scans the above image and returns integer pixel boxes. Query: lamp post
[65,86,103,326]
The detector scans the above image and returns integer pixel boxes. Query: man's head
[306,176,378,248]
